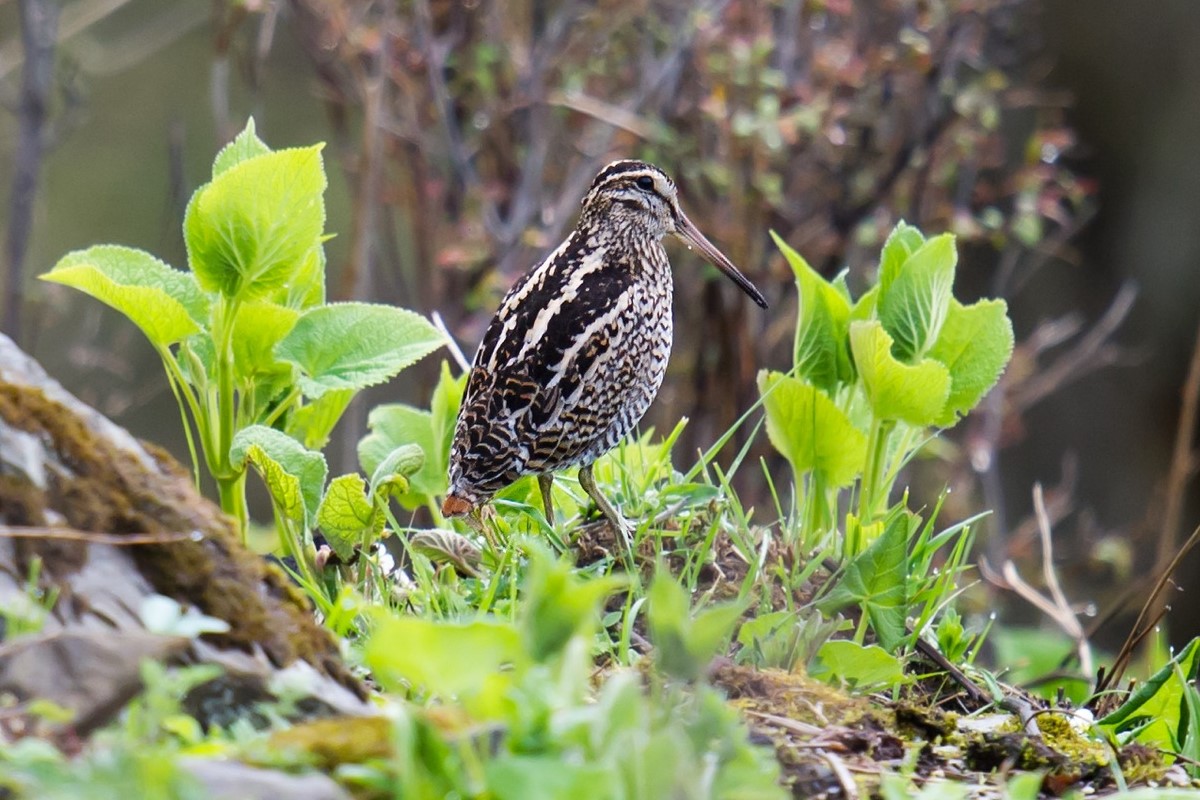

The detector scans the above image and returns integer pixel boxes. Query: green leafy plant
[760,222,1013,554]
[358,360,466,522]
[646,570,747,683]
[41,119,445,537]
[360,545,782,798]
[0,662,223,800]
[1,556,58,638]
[1099,636,1200,766]
[228,422,423,606]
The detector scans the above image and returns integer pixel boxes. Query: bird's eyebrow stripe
[592,160,646,184]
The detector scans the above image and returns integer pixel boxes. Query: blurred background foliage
[1,0,1198,641]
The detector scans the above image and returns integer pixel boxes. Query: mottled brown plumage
[442,160,767,536]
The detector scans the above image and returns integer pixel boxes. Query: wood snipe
[442,160,768,541]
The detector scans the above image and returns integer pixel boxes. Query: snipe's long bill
[442,159,768,554]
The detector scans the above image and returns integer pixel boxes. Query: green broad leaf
[184,145,326,302]
[879,776,969,800]
[736,610,800,670]
[230,425,327,527]
[487,756,612,800]
[757,370,867,488]
[212,118,271,177]
[1002,773,1045,800]
[275,303,445,398]
[647,572,745,681]
[231,300,299,382]
[770,231,852,391]
[317,473,382,561]
[369,443,425,500]
[357,363,464,510]
[817,511,910,651]
[1098,637,1200,751]
[177,335,213,388]
[275,244,326,310]
[849,320,950,427]
[408,529,481,575]
[287,388,354,451]
[1177,662,1200,768]
[928,298,1014,426]
[42,246,209,346]
[877,233,957,361]
[878,220,926,297]
[849,285,878,323]
[810,640,906,690]
[830,268,853,304]
[364,614,524,715]
[359,404,437,508]
[520,546,624,663]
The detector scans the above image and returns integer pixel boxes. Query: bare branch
[1010,282,1139,413]
[1157,316,1200,573]
[3,0,59,342]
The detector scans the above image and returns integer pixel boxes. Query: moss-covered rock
[0,333,364,736]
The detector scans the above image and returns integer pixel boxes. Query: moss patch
[0,382,361,697]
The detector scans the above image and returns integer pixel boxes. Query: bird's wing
[451,243,637,485]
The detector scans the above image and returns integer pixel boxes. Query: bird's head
[580,160,768,309]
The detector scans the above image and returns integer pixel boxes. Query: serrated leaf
[230,425,327,526]
[275,303,445,398]
[849,321,950,426]
[212,118,272,177]
[817,511,910,651]
[317,473,382,561]
[185,145,326,302]
[758,370,867,487]
[929,298,1014,426]
[771,231,853,391]
[42,246,209,346]
[878,233,956,361]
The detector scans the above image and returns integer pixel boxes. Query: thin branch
[0,526,198,545]
[1010,282,1138,413]
[912,635,1041,734]
[980,484,1093,685]
[4,0,59,342]
[1100,522,1200,694]
[1156,316,1200,573]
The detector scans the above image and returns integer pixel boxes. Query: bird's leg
[538,474,556,527]
[578,464,634,564]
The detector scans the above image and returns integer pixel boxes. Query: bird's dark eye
[636,175,655,191]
